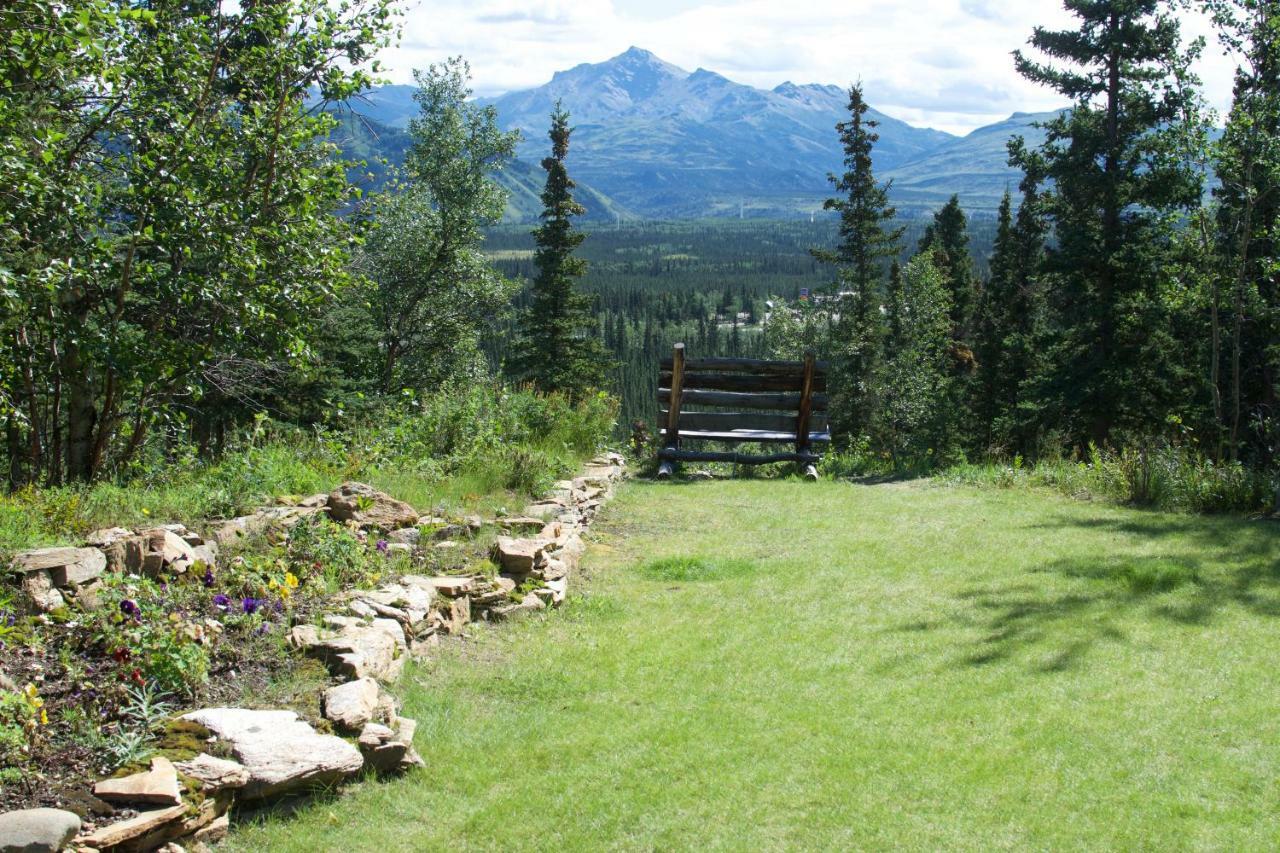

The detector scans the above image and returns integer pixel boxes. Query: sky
[377,0,1241,136]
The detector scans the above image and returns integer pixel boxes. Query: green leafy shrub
[0,684,48,769]
[286,516,383,593]
[94,577,212,699]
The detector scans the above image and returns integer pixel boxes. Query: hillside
[882,111,1059,209]
[329,110,632,222]
[334,49,1068,219]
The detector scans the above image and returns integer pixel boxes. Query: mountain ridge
[335,48,1061,220]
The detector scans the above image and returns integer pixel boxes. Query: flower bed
[0,454,625,851]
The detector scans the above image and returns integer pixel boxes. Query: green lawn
[226,479,1280,850]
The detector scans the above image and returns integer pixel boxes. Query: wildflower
[202,567,215,588]
[112,647,131,663]
[119,599,141,621]
[212,594,231,612]
[130,669,145,686]
[241,597,262,615]
[376,539,389,555]
[256,622,273,636]
[284,572,299,590]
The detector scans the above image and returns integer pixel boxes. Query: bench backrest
[658,343,830,453]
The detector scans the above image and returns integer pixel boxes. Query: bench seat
[660,429,832,444]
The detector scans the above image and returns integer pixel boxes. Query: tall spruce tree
[973,190,1017,449]
[918,194,978,340]
[977,141,1051,456]
[1209,0,1280,465]
[1013,0,1204,449]
[813,83,903,439]
[509,103,608,400]
[871,254,961,468]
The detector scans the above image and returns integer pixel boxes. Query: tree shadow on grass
[941,513,1279,672]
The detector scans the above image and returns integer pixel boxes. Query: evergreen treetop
[508,102,609,401]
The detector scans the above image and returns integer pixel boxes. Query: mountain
[334,49,1068,220]
[882,111,1059,210]
[473,47,955,218]
[329,111,631,222]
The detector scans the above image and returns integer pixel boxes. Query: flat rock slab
[173,754,250,794]
[323,677,380,732]
[181,708,364,801]
[289,618,406,681]
[327,482,419,530]
[0,807,81,853]
[403,575,475,597]
[493,537,547,575]
[77,804,187,851]
[10,547,106,587]
[94,756,182,806]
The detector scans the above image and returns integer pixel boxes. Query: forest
[1,0,1277,511]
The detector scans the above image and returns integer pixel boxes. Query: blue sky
[382,0,1238,135]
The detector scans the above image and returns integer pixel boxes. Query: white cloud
[380,0,1238,135]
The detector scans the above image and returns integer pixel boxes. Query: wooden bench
[656,343,831,480]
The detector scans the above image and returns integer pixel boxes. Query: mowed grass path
[228,480,1280,850]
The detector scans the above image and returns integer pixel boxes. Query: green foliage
[1207,0,1280,467]
[1012,0,1206,449]
[869,255,963,469]
[509,104,611,400]
[813,83,904,438]
[0,684,46,770]
[286,517,383,593]
[356,58,520,394]
[946,443,1273,514]
[94,576,211,699]
[0,0,398,485]
[917,194,978,338]
[0,386,614,555]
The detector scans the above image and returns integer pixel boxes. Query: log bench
[656,343,830,480]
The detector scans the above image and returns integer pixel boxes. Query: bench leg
[657,445,678,480]
[803,464,819,481]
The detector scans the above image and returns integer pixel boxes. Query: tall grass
[0,387,617,556]
[945,444,1276,514]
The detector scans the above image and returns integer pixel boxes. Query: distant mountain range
[333,47,1060,221]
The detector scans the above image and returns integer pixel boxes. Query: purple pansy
[212,594,231,610]
[375,539,389,555]
[119,599,141,621]
[241,597,262,615]
[202,567,216,588]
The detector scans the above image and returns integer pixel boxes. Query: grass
[0,389,615,556]
[225,478,1280,850]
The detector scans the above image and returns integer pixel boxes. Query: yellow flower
[284,572,299,589]
[40,709,48,726]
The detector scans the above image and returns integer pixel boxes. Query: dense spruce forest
[481,219,1000,430]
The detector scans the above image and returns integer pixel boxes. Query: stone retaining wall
[0,453,625,853]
